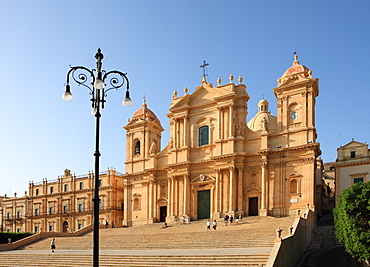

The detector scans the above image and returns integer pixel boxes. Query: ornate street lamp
[62,48,132,267]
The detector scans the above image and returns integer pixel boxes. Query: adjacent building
[1,168,124,233]
[325,140,370,205]
[122,54,322,226]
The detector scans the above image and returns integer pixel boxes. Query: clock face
[291,112,298,120]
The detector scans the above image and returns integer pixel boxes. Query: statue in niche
[150,141,157,154]
[237,124,244,136]
[261,117,268,131]
[169,137,174,149]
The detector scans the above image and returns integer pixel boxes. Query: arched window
[290,179,299,194]
[134,140,141,155]
[199,126,209,146]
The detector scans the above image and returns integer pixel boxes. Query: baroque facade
[1,168,124,233]
[123,54,322,226]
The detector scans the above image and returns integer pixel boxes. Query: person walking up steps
[213,220,217,230]
[51,238,56,252]
[206,220,211,230]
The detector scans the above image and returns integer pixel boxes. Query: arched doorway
[62,221,69,233]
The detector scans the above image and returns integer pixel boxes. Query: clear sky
[1,1,369,196]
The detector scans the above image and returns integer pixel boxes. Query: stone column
[237,166,244,212]
[148,179,154,221]
[229,166,235,213]
[214,169,221,218]
[283,96,288,131]
[167,177,172,216]
[217,107,222,140]
[229,104,234,137]
[260,161,268,216]
[174,119,178,149]
[183,173,189,215]
[183,116,188,147]
[302,91,307,126]
[123,182,132,227]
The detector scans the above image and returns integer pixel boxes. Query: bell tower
[274,53,319,146]
[124,98,164,174]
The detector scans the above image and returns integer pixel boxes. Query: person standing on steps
[105,221,108,228]
[51,238,56,252]
[111,220,115,228]
[224,214,229,226]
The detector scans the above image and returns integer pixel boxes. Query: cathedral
[122,54,321,226]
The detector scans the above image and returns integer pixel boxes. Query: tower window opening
[134,141,141,155]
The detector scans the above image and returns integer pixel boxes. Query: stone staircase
[0,216,295,266]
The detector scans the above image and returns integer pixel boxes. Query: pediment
[289,172,302,178]
[342,140,367,149]
[170,84,235,111]
[277,75,311,87]
[191,174,215,183]
[157,197,168,203]
[244,183,261,193]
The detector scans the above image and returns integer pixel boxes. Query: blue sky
[1,1,369,196]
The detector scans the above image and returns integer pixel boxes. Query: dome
[247,99,277,132]
[131,99,159,121]
[278,53,312,86]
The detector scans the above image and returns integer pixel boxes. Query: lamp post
[62,48,132,267]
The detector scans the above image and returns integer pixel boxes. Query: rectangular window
[199,126,209,146]
[351,151,356,158]
[98,179,102,187]
[79,182,83,190]
[99,201,103,211]
[354,177,364,183]
[17,211,21,218]
[7,212,11,219]
[35,208,39,216]
[49,224,53,232]
[78,203,83,213]
[50,187,53,194]
[17,228,20,233]
[35,189,39,196]
[49,206,54,215]
[34,225,39,233]
[63,205,68,214]
[78,222,83,230]
[64,184,68,192]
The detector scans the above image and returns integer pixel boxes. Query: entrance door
[198,190,211,219]
[248,197,259,216]
[62,221,69,232]
[160,206,167,222]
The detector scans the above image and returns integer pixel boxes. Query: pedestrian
[235,216,239,224]
[212,220,217,230]
[111,220,115,228]
[224,214,229,226]
[105,221,108,228]
[51,238,56,252]
[239,212,243,221]
[230,215,234,224]
[206,220,211,231]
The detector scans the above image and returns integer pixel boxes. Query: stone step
[0,254,269,267]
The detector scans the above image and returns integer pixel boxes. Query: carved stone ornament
[200,174,205,181]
